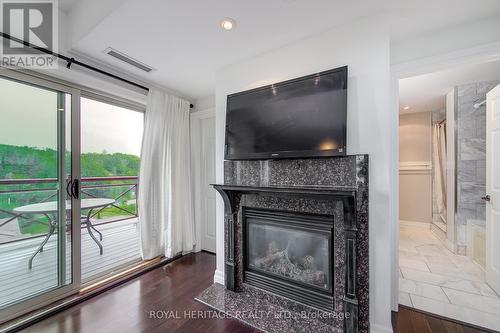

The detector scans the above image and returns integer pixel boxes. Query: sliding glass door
[0,69,146,323]
[0,71,80,321]
[79,96,143,282]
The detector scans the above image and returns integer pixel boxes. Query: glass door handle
[71,179,80,199]
[481,195,491,202]
[66,179,73,198]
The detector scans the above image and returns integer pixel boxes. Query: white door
[486,84,500,294]
[200,117,216,253]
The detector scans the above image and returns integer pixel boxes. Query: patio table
[13,198,115,269]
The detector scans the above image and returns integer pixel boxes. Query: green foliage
[0,144,57,179]
[0,144,140,236]
[0,144,140,179]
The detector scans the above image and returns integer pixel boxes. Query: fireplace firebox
[243,207,334,310]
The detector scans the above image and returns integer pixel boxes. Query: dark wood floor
[392,306,493,333]
[20,252,492,333]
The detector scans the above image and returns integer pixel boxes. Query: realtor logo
[0,0,58,68]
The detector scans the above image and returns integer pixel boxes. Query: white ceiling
[399,60,500,114]
[61,0,500,100]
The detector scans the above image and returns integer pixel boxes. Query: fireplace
[243,207,334,310]
[199,155,369,332]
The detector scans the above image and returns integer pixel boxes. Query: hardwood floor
[392,306,493,333]
[20,252,256,333]
[18,252,492,333]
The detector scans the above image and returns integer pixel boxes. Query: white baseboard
[213,269,225,285]
[399,220,431,228]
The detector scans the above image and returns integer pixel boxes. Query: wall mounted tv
[225,66,347,160]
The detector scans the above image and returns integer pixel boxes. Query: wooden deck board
[0,219,141,308]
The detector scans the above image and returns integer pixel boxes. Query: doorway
[397,60,500,330]
[191,109,216,253]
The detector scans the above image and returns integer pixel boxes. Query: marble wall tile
[460,182,485,204]
[457,116,476,139]
[476,113,486,139]
[458,204,477,226]
[457,160,476,182]
[458,101,479,118]
[456,80,497,248]
[476,204,486,221]
[476,159,486,182]
[477,81,500,95]
[460,138,486,161]
[457,84,477,104]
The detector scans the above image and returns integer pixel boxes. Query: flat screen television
[225,66,347,160]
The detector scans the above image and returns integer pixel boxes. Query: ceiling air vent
[104,47,153,72]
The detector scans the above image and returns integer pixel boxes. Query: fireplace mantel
[214,183,359,332]
[213,184,357,198]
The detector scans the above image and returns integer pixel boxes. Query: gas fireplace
[243,207,334,310]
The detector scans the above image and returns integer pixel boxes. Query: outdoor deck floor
[0,219,141,308]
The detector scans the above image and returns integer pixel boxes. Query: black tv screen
[224,66,347,160]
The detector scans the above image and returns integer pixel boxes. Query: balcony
[0,176,141,307]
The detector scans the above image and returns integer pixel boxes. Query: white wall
[193,95,215,112]
[391,15,500,68]
[215,15,393,333]
[399,112,432,163]
[399,112,433,223]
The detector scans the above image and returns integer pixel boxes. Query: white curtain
[433,122,447,222]
[138,88,195,259]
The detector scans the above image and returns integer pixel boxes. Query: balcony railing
[0,176,138,244]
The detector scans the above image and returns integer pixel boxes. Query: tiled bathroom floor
[399,223,500,331]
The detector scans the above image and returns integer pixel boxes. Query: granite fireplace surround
[196,155,369,333]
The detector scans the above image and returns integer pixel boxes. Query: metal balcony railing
[0,176,139,243]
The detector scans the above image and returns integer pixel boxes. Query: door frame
[0,69,82,322]
[389,42,500,311]
[190,107,216,253]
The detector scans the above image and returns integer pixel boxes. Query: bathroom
[398,59,500,330]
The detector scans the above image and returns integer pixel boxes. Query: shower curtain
[433,122,447,222]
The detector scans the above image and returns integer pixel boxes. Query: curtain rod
[0,32,194,109]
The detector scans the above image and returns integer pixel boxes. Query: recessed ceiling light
[403,106,410,110]
[220,18,236,31]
